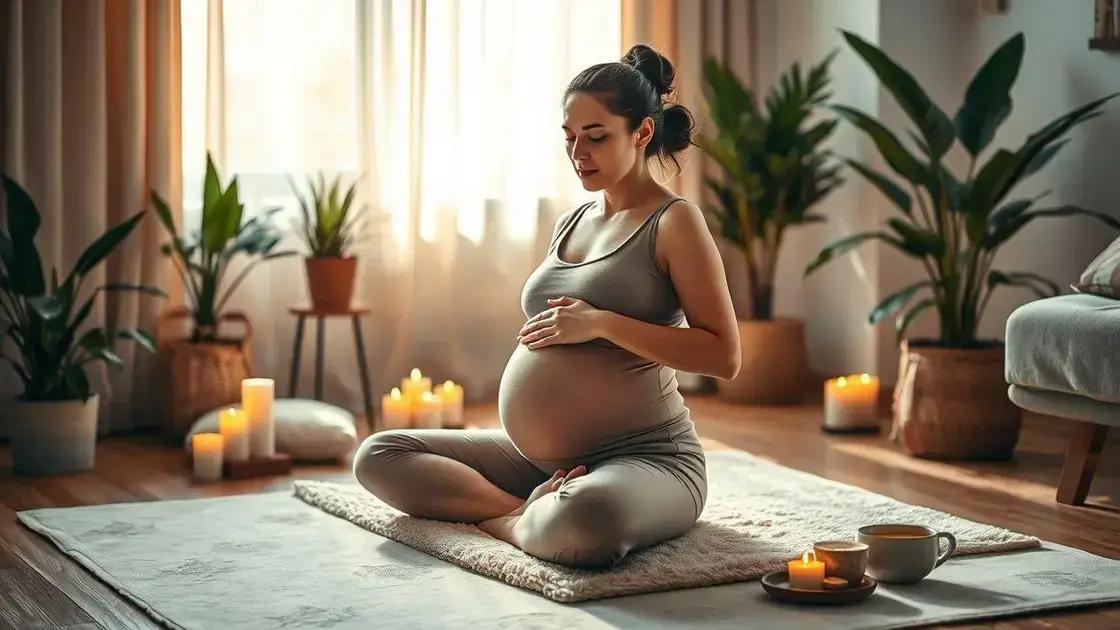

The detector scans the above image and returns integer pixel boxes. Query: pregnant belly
[498,341,680,462]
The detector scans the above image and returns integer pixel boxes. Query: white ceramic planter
[7,395,99,475]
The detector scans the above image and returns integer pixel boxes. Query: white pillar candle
[823,373,880,431]
[242,378,275,457]
[413,390,443,429]
[436,380,464,429]
[191,433,224,482]
[381,387,412,430]
[218,407,250,461]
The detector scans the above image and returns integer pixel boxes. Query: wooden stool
[288,305,374,433]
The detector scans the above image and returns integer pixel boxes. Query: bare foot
[477,465,587,543]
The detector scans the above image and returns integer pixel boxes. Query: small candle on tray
[413,390,443,429]
[436,380,464,429]
[381,387,412,430]
[191,433,224,482]
[788,550,825,589]
[218,407,250,461]
[401,368,432,406]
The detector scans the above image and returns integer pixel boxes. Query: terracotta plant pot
[716,318,808,404]
[8,395,99,475]
[305,257,357,312]
[891,339,1021,459]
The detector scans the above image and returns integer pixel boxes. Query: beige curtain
[620,0,758,388]
[0,0,182,435]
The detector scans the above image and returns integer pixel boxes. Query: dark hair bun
[662,104,694,155]
[621,44,675,97]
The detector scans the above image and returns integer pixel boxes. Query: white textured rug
[16,450,1120,629]
[294,450,1039,603]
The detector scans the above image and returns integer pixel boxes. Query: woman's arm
[596,200,740,380]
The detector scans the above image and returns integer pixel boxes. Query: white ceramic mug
[857,524,957,584]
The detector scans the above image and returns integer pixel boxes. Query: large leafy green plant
[697,54,842,320]
[806,32,1120,347]
[150,152,294,343]
[0,176,164,401]
[288,172,364,258]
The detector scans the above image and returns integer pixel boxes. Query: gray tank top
[521,196,687,330]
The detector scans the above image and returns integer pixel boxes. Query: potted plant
[805,32,1120,458]
[0,176,164,475]
[697,54,842,404]
[149,152,294,439]
[289,172,364,312]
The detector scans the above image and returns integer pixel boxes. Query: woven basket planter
[890,339,1021,459]
[716,318,807,404]
[155,307,253,442]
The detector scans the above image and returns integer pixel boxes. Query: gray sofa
[1005,293,1119,505]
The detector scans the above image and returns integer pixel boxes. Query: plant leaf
[115,329,157,353]
[870,280,931,325]
[845,158,911,215]
[831,105,929,184]
[67,211,146,282]
[841,30,955,158]
[804,231,904,275]
[2,175,46,296]
[896,298,934,342]
[954,33,1024,156]
[988,270,1062,298]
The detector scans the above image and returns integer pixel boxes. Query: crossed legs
[353,427,703,569]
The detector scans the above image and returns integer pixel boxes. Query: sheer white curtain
[182,0,620,412]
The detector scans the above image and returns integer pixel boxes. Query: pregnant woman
[353,45,740,569]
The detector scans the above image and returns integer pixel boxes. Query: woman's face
[562,92,653,191]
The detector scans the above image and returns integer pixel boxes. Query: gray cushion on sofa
[1006,293,1120,405]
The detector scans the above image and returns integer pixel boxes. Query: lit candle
[381,387,412,430]
[218,407,250,461]
[436,380,464,429]
[242,378,275,457]
[400,368,432,408]
[413,390,443,429]
[788,550,826,589]
[823,373,880,432]
[191,433,224,482]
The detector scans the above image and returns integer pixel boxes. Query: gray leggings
[352,413,707,569]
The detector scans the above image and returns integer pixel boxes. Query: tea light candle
[381,387,412,430]
[823,373,880,432]
[401,368,432,406]
[436,380,464,429]
[242,378,275,457]
[413,390,443,429]
[218,407,250,461]
[788,550,825,589]
[191,433,224,481]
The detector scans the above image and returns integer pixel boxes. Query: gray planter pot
[7,394,99,475]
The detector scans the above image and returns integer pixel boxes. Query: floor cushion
[184,398,358,461]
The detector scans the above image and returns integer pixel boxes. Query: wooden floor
[1,393,1118,629]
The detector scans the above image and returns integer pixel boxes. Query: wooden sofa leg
[1056,421,1109,506]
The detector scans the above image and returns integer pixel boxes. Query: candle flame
[421,391,435,401]
[859,373,871,384]
[410,368,422,380]
[391,387,402,400]
[444,379,454,388]
[802,550,810,564]
[836,376,848,388]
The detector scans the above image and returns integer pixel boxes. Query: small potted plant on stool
[289,172,365,312]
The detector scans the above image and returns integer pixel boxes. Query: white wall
[748,0,1120,383]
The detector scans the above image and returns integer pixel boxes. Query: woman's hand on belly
[517,296,607,349]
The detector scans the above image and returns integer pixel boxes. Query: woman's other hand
[516,297,606,349]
